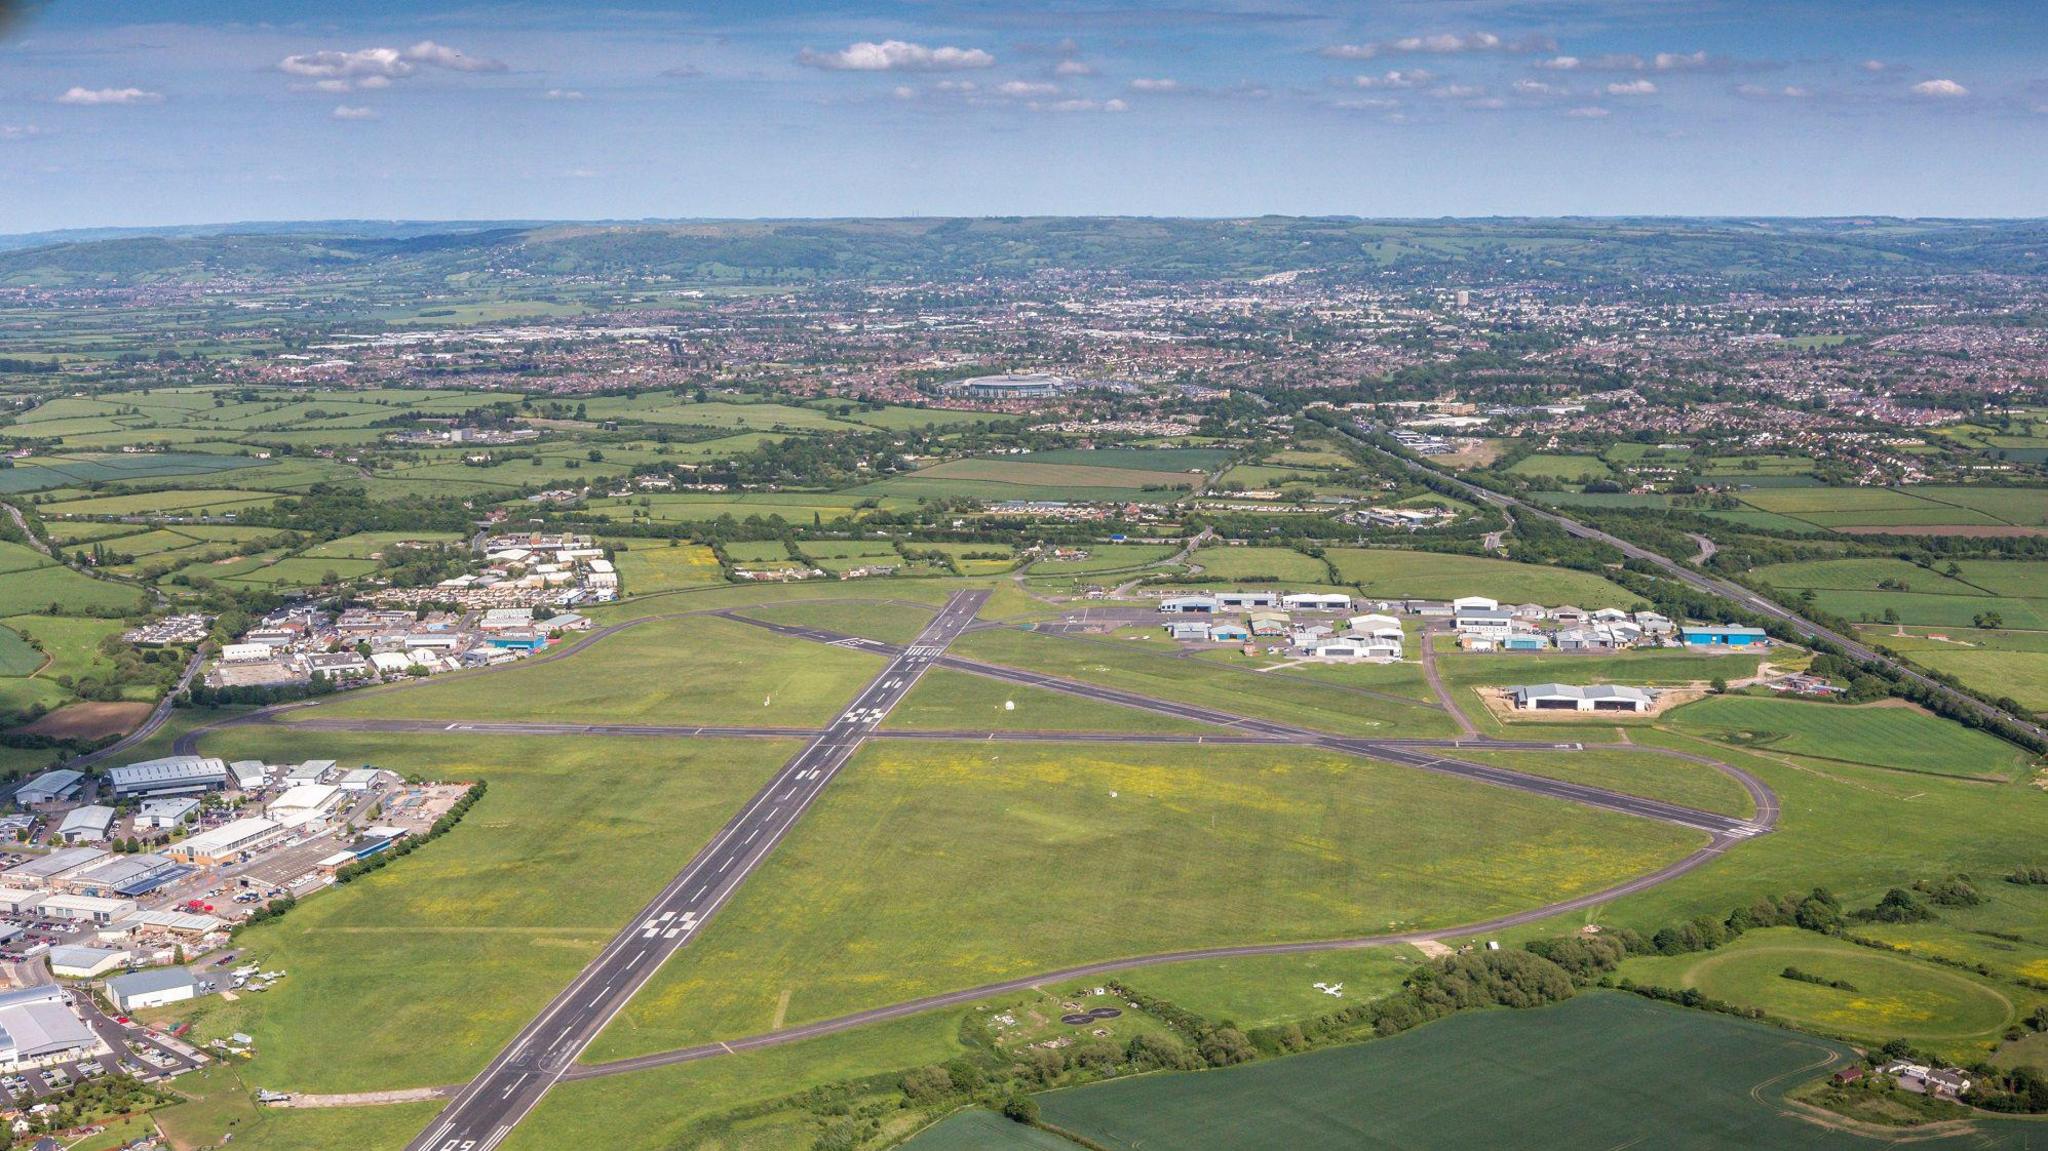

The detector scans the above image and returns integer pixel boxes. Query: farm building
[166,817,285,866]
[54,807,114,844]
[106,756,229,798]
[14,770,84,806]
[1215,591,1280,608]
[1157,596,1219,614]
[105,968,198,1013]
[1682,625,1769,647]
[1282,592,1352,611]
[1508,684,1655,713]
[0,984,99,1069]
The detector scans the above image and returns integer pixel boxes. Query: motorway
[405,590,988,1151]
[1339,419,2047,744]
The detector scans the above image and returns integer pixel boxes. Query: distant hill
[2,216,2043,287]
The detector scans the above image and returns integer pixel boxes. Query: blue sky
[1,1,2044,230]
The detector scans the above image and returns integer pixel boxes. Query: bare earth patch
[11,700,150,741]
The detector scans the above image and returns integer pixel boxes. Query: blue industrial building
[1681,625,1769,647]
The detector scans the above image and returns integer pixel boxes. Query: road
[1339,420,2046,744]
[404,590,988,1151]
[62,645,207,771]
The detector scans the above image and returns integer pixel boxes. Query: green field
[39,487,283,517]
[1751,557,2048,630]
[1862,626,2048,711]
[1450,747,1757,818]
[952,627,1460,738]
[1191,545,1331,583]
[864,455,1205,501]
[151,729,793,1093]
[0,561,146,616]
[307,615,885,727]
[606,541,725,593]
[586,739,1700,1059]
[1665,695,2028,779]
[1325,549,1635,605]
[734,599,936,644]
[1,614,128,684]
[909,992,2040,1151]
[0,625,42,677]
[1116,947,1424,1031]
[1620,928,2018,1049]
[880,668,1222,734]
[1506,453,1613,481]
[1025,544,1178,575]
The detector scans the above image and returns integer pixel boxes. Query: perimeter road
[404,590,989,1151]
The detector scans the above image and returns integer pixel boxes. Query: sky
[1,0,2045,231]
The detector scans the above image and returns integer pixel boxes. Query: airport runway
[403,590,989,1151]
[716,613,1771,839]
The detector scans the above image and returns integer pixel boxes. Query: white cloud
[996,80,1059,97]
[1054,59,1095,77]
[1129,77,1180,92]
[1539,56,1580,71]
[1034,97,1127,113]
[0,124,44,139]
[1861,59,1892,73]
[934,79,978,94]
[1330,96,1399,111]
[1323,31,1547,60]
[279,41,505,90]
[56,86,163,106]
[1565,105,1610,118]
[1513,79,1563,96]
[1737,84,1810,99]
[1910,78,1968,98]
[546,89,585,100]
[331,104,379,121]
[892,85,917,100]
[1430,84,1485,99]
[1653,51,1710,71]
[1606,79,1656,95]
[1350,70,1432,90]
[798,40,994,72]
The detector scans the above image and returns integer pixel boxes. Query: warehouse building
[1157,596,1218,614]
[137,797,200,830]
[60,854,185,899]
[48,946,130,979]
[106,756,230,798]
[1215,590,1280,608]
[1507,683,1655,713]
[0,890,45,916]
[229,760,271,791]
[0,984,100,1069]
[166,817,284,866]
[39,894,137,925]
[105,968,198,1013]
[1283,592,1353,611]
[14,770,84,807]
[55,806,115,844]
[1682,625,1770,647]
[1162,621,1212,641]
[3,847,110,890]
